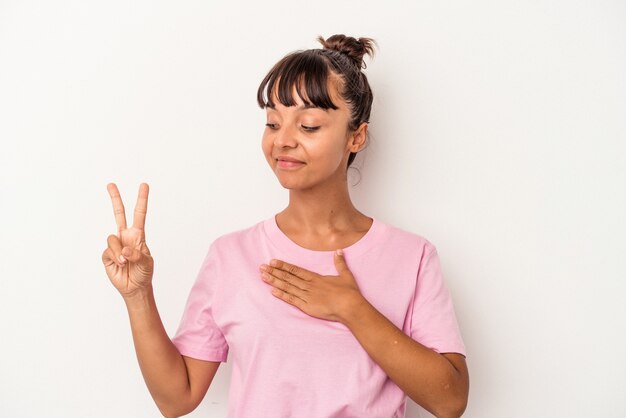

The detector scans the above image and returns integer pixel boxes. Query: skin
[260,80,469,417]
[102,183,219,417]
[261,77,373,249]
[101,75,468,418]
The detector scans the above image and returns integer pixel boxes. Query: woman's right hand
[101,183,154,299]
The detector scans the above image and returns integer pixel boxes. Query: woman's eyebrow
[296,104,329,112]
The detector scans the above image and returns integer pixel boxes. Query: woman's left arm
[342,295,469,418]
[259,249,469,418]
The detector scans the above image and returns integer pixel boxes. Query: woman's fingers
[261,269,308,299]
[107,183,127,234]
[132,183,149,232]
[101,247,116,268]
[267,259,314,282]
[123,245,145,263]
[107,234,126,266]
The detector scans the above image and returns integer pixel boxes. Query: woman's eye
[265,123,278,130]
[302,125,320,132]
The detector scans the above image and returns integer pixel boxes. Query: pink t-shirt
[172,215,465,418]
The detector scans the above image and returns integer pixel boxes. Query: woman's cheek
[261,135,273,160]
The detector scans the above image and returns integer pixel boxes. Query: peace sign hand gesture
[101,183,154,299]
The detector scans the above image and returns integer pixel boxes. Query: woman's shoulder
[207,217,268,250]
[375,217,437,254]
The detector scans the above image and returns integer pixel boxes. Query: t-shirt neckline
[262,214,385,262]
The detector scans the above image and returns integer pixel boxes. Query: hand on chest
[214,252,416,346]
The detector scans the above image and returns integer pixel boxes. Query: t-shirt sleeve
[408,244,466,356]
[171,241,229,362]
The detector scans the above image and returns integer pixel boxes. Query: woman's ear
[349,122,368,152]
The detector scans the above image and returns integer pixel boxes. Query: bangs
[257,51,339,110]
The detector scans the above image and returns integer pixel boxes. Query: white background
[1,1,625,417]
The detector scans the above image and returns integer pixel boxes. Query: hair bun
[317,34,376,69]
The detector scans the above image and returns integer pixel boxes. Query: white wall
[1,1,624,417]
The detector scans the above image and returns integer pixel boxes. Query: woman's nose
[273,124,298,148]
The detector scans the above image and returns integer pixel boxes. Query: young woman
[102,34,469,418]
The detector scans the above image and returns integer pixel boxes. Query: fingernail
[336,248,343,256]
[119,255,126,263]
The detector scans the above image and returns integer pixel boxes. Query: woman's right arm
[102,183,219,417]
[124,287,220,418]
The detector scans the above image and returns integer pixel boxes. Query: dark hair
[257,34,376,168]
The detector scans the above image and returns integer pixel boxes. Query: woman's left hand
[259,249,364,323]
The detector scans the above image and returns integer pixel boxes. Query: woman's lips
[277,159,305,169]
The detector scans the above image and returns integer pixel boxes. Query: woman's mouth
[276,156,305,169]
[276,159,305,169]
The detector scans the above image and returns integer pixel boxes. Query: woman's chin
[275,177,311,191]
[277,180,301,190]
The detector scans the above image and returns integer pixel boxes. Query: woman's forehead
[268,80,343,110]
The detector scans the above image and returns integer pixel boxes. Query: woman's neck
[277,181,369,237]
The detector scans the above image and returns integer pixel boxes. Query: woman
[102,34,469,418]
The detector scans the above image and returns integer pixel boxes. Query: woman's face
[262,79,365,191]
